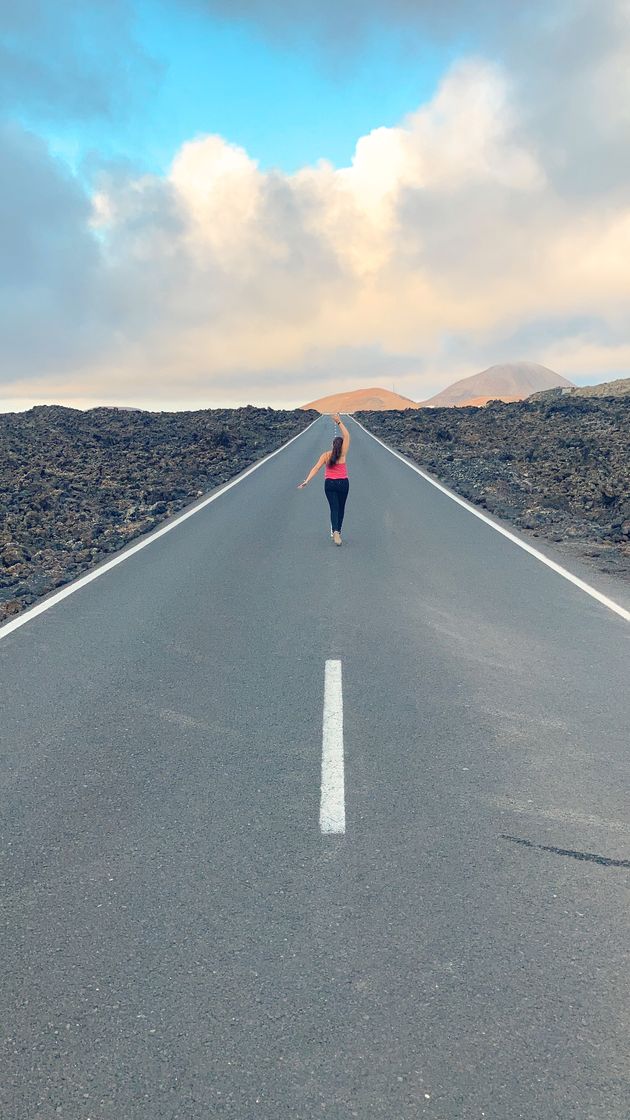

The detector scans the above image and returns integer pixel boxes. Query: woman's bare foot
[333,531,342,546]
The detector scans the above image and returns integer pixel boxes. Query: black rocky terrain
[356,396,630,580]
[0,405,316,621]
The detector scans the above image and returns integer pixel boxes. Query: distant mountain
[421,362,573,407]
[301,386,417,413]
[301,364,575,413]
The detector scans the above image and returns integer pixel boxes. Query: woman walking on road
[298,414,350,545]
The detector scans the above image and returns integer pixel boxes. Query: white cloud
[1,14,630,408]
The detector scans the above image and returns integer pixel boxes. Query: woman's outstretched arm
[298,453,327,488]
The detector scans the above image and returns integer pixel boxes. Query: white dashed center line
[320,659,346,835]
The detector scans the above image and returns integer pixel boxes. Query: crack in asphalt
[501,834,630,869]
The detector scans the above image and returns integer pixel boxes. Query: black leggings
[325,478,349,532]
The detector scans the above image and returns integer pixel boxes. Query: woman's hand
[332,413,341,424]
[297,480,308,489]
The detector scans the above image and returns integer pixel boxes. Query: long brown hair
[329,435,343,465]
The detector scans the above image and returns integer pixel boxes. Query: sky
[1,0,629,411]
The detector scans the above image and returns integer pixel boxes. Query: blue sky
[35,1,459,176]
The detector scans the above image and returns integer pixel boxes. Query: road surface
[1,414,629,1119]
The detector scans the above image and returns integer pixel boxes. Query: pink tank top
[324,457,348,480]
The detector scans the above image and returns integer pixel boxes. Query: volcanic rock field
[0,405,316,621]
[1,395,628,623]
[357,396,630,581]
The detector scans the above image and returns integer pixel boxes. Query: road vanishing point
[1,415,629,1119]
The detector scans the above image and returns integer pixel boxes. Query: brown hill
[422,362,573,407]
[301,386,417,413]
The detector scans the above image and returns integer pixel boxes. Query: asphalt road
[1,414,629,1120]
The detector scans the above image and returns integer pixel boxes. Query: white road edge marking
[350,416,630,624]
[0,415,323,640]
[320,659,346,835]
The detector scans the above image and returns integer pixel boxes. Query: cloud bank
[1,1,629,408]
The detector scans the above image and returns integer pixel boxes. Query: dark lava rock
[0,405,317,621]
[356,397,630,581]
